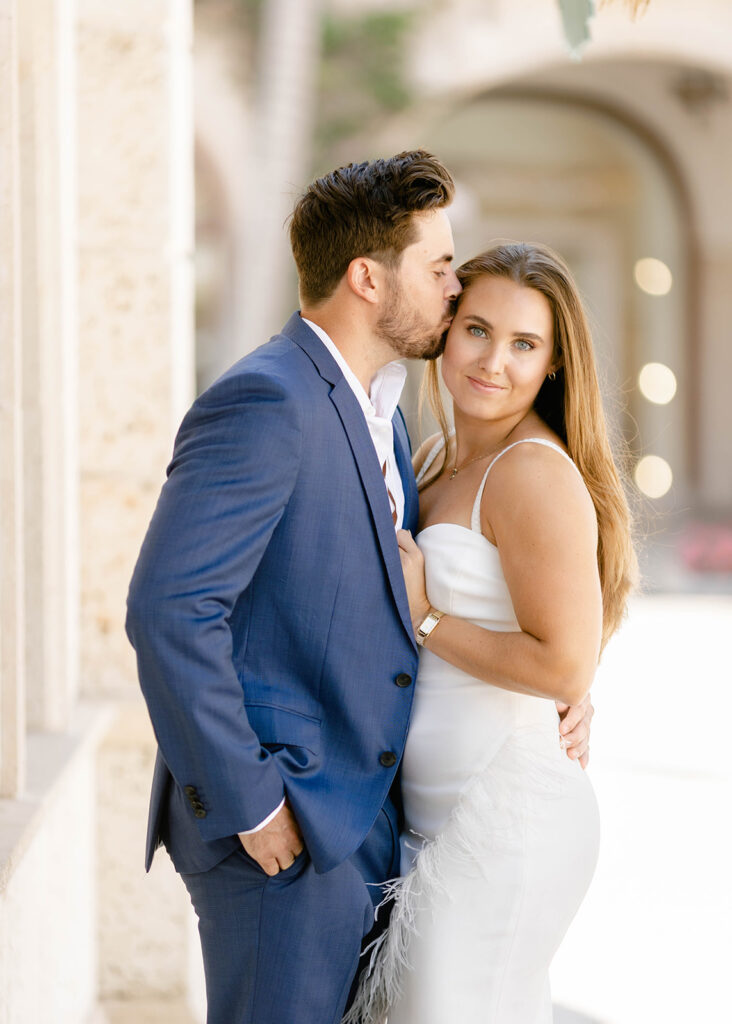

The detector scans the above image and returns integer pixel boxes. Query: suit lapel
[393,410,419,534]
[328,380,416,647]
[284,314,417,648]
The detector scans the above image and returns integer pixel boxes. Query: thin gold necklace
[449,428,518,480]
[449,448,495,480]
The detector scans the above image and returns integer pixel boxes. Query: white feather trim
[342,729,567,1024]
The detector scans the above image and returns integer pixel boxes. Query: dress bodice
[416,433,580,633]
[418,522,518,631]
[416,433,580,646]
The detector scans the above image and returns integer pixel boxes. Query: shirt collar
[301,316,406,422]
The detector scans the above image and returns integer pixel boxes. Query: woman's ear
[550,352,564,375]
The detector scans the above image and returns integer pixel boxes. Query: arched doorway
[404,82,691,522]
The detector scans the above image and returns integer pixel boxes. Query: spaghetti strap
[416,433,452,486]
[470,438,579,533]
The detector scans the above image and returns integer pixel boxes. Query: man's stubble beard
[375,276,451,362]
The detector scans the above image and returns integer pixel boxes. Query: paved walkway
[90,1000,197,1023]
[550,593,732,1023]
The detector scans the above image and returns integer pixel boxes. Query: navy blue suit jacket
[126,313,420,875]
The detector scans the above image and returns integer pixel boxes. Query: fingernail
[559,737,567,750]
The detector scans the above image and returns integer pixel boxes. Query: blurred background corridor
[1,1,730,1021]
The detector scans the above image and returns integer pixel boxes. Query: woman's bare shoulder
[483,438,596,536]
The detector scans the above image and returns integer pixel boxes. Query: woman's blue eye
[515,339,533,351]
[468,326,486,338]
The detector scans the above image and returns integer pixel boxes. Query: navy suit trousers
[178,799,400,1024]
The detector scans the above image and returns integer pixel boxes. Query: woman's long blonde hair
[421,242,637,647]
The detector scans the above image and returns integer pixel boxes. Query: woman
[345,242,637,1023]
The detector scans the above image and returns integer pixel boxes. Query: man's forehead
[407,207,454,259]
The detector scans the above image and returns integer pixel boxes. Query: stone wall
[75,0,204,1012]
[0,0,25,801]
[77,0,195,699]
[1,1,205,1020]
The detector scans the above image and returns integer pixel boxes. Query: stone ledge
[0,700,114,893]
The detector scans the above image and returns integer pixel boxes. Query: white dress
[345,438,600,1024]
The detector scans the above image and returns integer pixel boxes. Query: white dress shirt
[302,317,407,529]
[240,317,409,836]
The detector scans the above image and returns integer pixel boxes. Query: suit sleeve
[126,368,302,841]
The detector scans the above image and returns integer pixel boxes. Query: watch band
[415,607,444,646]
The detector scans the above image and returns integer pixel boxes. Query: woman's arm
[398,444,602,705]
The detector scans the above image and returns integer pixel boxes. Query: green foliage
[316,9,415,156]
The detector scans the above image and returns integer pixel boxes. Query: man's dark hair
[289,149,455,307]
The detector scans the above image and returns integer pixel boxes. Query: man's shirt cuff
[238,797,286,835]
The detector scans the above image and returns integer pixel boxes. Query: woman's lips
[467,376,506,393]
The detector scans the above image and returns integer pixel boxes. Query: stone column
[0,0,25,798]
[16,0,79,733]
[76,0,200,1008]
[76,0,195,698]
[241,0,321,344]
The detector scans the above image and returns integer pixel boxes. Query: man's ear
[345,257,383,305]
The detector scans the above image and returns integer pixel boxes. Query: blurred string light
[638,362,677,404]
[634,455,673,498]
[634,257,673,296]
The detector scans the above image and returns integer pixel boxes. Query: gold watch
[415,607,444,646]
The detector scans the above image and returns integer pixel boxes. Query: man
[126,150,592,1024]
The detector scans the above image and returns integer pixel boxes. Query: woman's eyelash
[465,326,535,350]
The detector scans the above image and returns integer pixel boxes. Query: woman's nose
[478,343,505,375]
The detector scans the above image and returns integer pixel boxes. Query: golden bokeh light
[638,362,678,404]
[634,257,673,296]
[634,455,673,498]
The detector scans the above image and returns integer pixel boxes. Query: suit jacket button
[191,800,205,812]
[395,673,412,688]
[193,808,207,819]
[379,751,397,768]
[184,785,197,797]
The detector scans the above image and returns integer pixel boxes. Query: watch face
[419,612,438,636]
